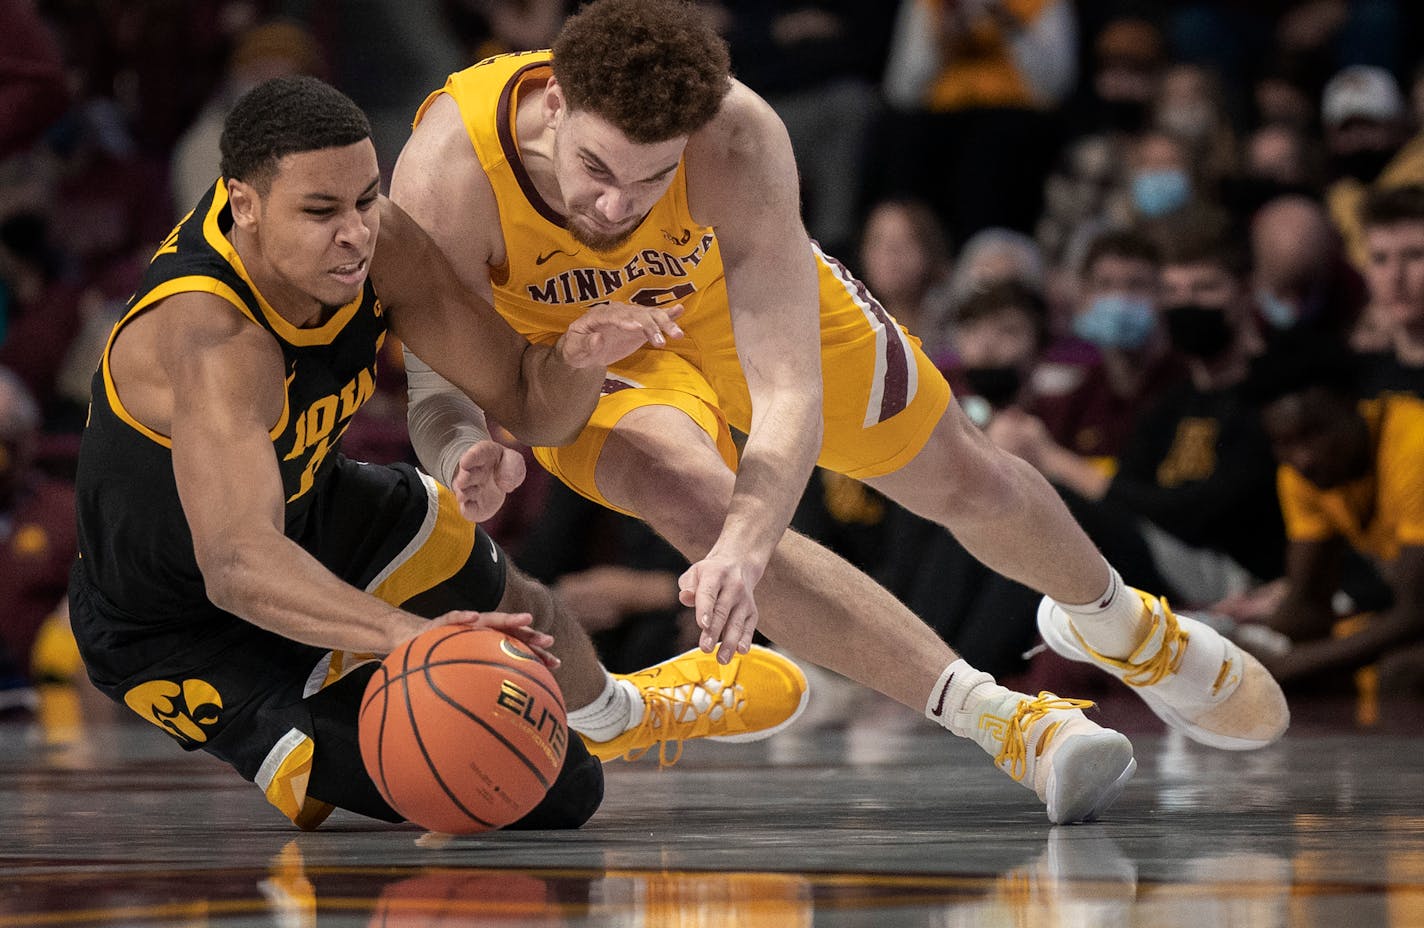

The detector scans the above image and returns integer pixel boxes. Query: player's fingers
[649,306,684,341]
[494,449,527,492]
[716,598,756,664]
[458,440,501,474]
[696,578,724,654]
[678,565,700,609]
[473,611,535,630]
[700,586,734,651]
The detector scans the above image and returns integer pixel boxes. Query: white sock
[926,659,1017,754]
[565,671,644,742]
[1053,562,1151,660]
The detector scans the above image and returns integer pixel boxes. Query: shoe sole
[707,645,811,744]
[1045,731,1136,825]
[1036,598,1285,751]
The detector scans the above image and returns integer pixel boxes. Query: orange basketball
[358,625,567,834]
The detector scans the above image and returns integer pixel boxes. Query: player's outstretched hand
[678,551,763,664]
[422,610,559,669]
[556,301,686,368]
[451,439,526,523]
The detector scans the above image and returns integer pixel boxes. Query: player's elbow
[194,535,265,616]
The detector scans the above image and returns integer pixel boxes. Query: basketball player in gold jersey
[392,0,1289,823]
[69,76,807,831]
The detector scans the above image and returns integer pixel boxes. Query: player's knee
[498,565,559,633]
[503,738,605,830]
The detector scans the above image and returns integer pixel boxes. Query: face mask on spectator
[1163,304,1234,358]
[1255,288,1300,329]
[962,366,1023,408]
[1131,168,1191,217]
[1073,294,1157,349]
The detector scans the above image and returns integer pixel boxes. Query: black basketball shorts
[69,457,605,830]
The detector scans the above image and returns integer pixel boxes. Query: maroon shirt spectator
[0,0,69,158]
[1032,349,1185,460]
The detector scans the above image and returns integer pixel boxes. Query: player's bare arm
[1267,545,1424,681]
[387,96,680,506]
[116,292,552,659]
[375,196,679,446]
[681,82,824,661]
[389,94,524,511]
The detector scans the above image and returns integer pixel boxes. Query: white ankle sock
[1053,563,1151,660]
[565,671,644,741]
[926,659,1015,751]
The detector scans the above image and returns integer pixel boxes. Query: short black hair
[1156,209,1250,279]
[1359,184,1424,229]
[1080,228,1160,278]
[219,76,371,190]
[954,279,1051,349]
[1240,333,1361,407]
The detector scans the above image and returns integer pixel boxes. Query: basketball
[358,625,568,834]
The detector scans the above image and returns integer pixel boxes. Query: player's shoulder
[690,80,786,163]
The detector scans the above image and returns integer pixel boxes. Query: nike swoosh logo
[535,248,574,265]
[1098,572,1118,609]
[929,674,954,717]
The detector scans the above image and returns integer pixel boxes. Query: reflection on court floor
[2,684,1422,927]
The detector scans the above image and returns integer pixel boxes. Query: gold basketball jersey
[414,51,724,344]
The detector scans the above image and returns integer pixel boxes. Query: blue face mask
[1073,294,1157,349]
[1255,288,1299,330]
[1131,168,1191,218]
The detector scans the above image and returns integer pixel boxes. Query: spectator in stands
[1031,229,1182,465]
[0,368,76,715]
[1153,63,1238,192]
[0,0,69,159]
[1126,128,1205,227]
[947,227,1046,313]
[875,0,1077,244]
[1251,194,1366,341]
[1321,65,1424,268]
[1354,185,1424,395]
[995,219,1285,606]
[1244,339,1424,690]
[170,20,328,215]
[719,1,894,256]
[857,198,954,362]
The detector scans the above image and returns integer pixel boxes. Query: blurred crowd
[5,0,1424,719]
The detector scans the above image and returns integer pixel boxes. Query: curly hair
[552,0,731,143]
[219,76,371,191]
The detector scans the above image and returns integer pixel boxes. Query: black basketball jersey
[75,179,389,619]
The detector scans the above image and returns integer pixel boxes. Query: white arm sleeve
[404,347,492,488]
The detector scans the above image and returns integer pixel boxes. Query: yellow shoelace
[1071,594,1189,687]
[993,692,1095,782]
[617,680,744,768]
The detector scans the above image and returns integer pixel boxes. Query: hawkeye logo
[124,679,223,744]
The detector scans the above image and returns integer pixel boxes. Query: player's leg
[863,369,1289,750]
[592,403,1134,824]
[311,454,802,768]
[302,660,603,830]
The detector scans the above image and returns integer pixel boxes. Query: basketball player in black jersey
[67,77,691,830]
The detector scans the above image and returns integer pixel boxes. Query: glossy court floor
[2,679,1422,928]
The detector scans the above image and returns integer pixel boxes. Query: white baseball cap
[1321,65,1405,128]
